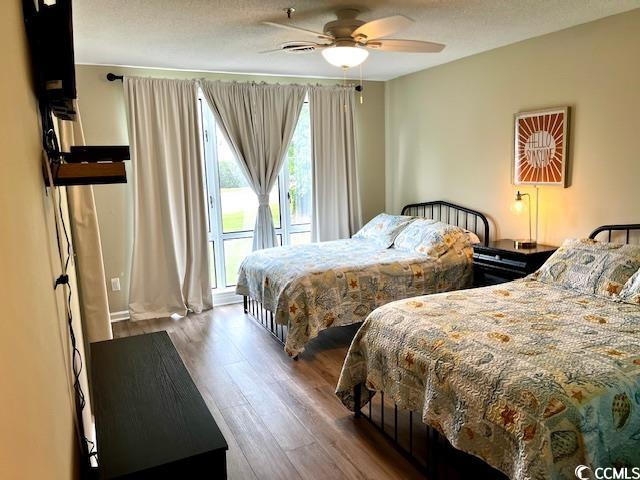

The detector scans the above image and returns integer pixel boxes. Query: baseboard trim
[213,289,243,306]
[110,310,130,323]
[109,291,241,322]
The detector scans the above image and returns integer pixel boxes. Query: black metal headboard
[401,200,490,246]
[589,224,640,244]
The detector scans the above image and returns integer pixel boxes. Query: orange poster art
[514,107,568,186]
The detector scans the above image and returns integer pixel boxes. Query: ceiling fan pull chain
[359,64,364,104]
[342,67,348,111]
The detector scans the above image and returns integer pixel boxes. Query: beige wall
[385,9,640,245]
[0,1,83,478]
[78,9,640,315]
[75,65,385,313]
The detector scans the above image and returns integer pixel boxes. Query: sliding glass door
[198,95,312,289]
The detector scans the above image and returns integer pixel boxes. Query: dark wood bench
[91,331,228,478]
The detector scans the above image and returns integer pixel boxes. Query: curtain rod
[105,72,363,91]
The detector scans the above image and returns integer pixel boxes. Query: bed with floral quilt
[236,201,489,358]
[336,235,640,480]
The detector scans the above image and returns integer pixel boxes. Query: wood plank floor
[112,304,428,480]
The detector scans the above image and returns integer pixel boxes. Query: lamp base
[514,239,537,249]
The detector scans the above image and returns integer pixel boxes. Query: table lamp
[513,190,537,249]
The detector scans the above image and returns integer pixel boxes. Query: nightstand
[473,240,558,286]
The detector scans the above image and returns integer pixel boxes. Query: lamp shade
[321,46,369,68]
[513,192,525,214]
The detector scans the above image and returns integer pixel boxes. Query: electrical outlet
[110,277,121,292]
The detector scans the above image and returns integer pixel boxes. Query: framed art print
[514,107,569,186]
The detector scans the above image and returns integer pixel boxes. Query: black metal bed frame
[352,222,640,478]
[242,200,491,354]
[352,384,507,479]
[242,295,297,358]
[401,200,490,247]
[589,224,640,242]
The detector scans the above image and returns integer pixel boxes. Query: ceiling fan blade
[259,44,330,55]
[262,21,333,40]
[351,15,413,40]
[365,39,445,53]
[258,48,286,54]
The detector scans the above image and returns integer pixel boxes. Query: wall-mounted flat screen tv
[23,0,76,120]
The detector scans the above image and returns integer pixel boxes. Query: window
[199,95,312,289]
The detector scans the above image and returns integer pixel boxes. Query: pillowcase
[619,269,640,305]
[393,219,475,258]
[466,231,482,246]
[533,238,640,298]
[352,213,416,248]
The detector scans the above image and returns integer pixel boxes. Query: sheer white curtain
[309,85,362,241]
[124,77,212,321]
[200,80,307,250]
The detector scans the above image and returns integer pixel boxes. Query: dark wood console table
[91,331,228,478]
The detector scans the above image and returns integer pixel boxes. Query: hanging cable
[40,104,95,466]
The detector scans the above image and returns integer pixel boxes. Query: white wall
[385,9,640,244]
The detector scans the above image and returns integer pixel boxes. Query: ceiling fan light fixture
[321,45,369,69]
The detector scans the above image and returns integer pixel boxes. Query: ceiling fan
[261,8,445,69]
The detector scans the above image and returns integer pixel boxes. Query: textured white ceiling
[73,0,640,81]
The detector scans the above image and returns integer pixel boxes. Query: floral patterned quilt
[236,238,473,357]
[336,278,640,480]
